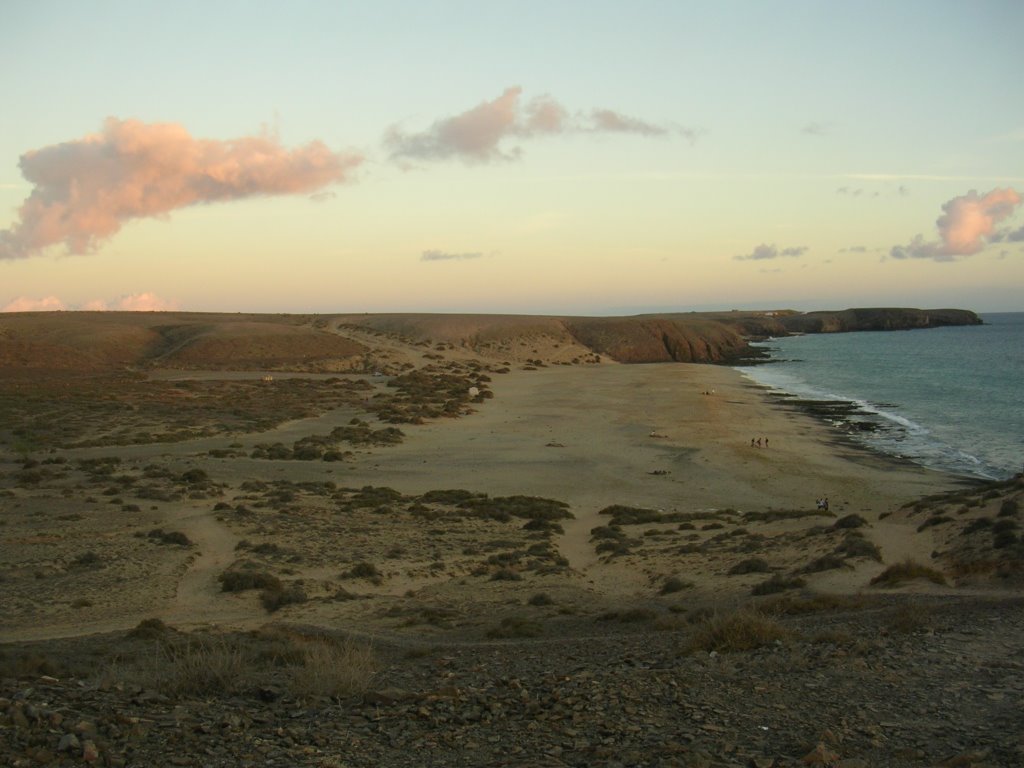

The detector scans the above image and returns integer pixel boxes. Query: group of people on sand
[750,437,769,448]
[816,497,830,512]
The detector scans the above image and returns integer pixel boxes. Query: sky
[2,1,1023,315]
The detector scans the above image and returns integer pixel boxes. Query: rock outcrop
[773,307,983,335]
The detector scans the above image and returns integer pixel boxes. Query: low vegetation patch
[659,576,692,595]
[728,557,771,575]
[751,574,806,595]
[833,534,882,561]
[218,567,282,593]
[870,559,947,587]
[486,616,542,639]
[684,608,790,654]
[113,626,376,699]
[147,528,193,547]
[798,554,848,574]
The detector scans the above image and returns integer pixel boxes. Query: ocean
[735,312,1024,481]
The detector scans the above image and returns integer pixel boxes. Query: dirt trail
[162,506,255,631]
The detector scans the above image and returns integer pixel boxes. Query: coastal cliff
[772,307,983,335]
[563,308,983,364]
[0,307,984,371]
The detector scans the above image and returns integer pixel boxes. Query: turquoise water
[735,312,1024,480]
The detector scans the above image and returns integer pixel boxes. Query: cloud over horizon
[421,249,486,262]
[734,243,807,261]
[2,292,179,312]
[0,118,362,260]
[890,187,1022,261]
[385,86,684,164]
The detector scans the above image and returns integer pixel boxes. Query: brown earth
[1,309,1019,768]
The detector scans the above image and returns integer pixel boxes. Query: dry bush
[659,576,692,595]
[289,638,377,698]
[260,583,308,613]
[831,514,867,530]
[728,557,771,575]
[870,559,947,587]
[834,535,882,561]
[112,628,376,700]
[751,574,806,595]
[684,608,790,654]
[219,568,281,593]
[125,636,248,697]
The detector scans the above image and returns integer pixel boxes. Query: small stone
[364,687,416,705]
[801,743,840,765]
[74,720,97,737]
[57,733,80,752]
[31,748,55,764]
[81,740,100,763]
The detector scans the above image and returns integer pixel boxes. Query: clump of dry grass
[684,607,790,654]
[111,628,377,700]
[126,636,248,697]
[870,559,947,587]
[288,637,378,698]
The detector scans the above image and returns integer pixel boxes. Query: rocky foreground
[3,595,1022,768]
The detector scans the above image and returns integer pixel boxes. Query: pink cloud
[2,295,66,312]
[2,292,178,312]
[111,292,178,311]
[385,86,685,164]
[588,109,666,136]
[891,187,1022,261]
[0,118,363,260]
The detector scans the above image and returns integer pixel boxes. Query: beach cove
[2,312,1022,766]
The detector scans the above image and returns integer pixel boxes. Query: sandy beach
[0,360,968,643]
